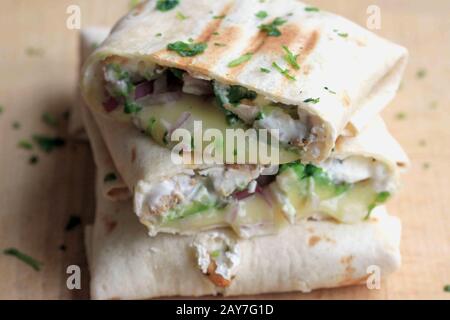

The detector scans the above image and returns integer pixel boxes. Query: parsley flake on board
[12,121,21,129]
[416,68,427,79]
[156,0,179,12]
[324,86,336,94]
[3,248,42,271]
[176,11,188,20]
[18,140,33,150]
[282,45,300,70]
[213,15,226,19]
[0,105,3,114]
[444,285,450,292]
[260,67,271,73]
[272,62,296,81]
[29,155,39,165]
[42,112,59,127]
[32,135,65,153]
[259,17,287,37]
[167,41,207,57]
[228,53,253,67]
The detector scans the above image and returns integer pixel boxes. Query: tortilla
[86,171,401,299]
[81,0,407,162]
[69,27,110,139]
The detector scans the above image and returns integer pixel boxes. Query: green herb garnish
[124,100,142,114]
[260,67,271,73]
[337,32,348,38]
[32,135,65,153]
[12,121,21,129]
[255,11,268,19]
[25,47,44,57]
[305,7,320,12]
[176,11,188,20]
[214,43,226,47]
[227,85,257,104]
[167,41,207,57]
[395,112,407,120]
[303,97,320,104]
[0,105,3,114]
[272,62,296,80]
[228,53,253,67]
[29,155,39,165]
[129,0,141,9]
[282,45,300,70]
[366,191,391,219]
[444,285,450,292]
[155,32,162,37]
[65,215,82,231]
[104,172,117,183]
[210,250,221,258]
[416,69,427,79]
[3,248,42,271]
[42,112,59,127]
[213,15,226,19]
[259,17,287,37]
[18,140,33,150]
[156,0,179,12]
[255,111,265,120]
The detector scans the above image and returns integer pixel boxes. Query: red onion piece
[103,96,119,113]
[134,81,154,99]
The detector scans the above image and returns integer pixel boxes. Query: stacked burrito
[78,0,409,299]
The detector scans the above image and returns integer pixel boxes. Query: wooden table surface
[0,0,449,300]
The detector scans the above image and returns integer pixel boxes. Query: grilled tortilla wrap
[72,27,129,200]
[70,27,110,139]
[86,173,401,299]
[81,0,407,162]
[90,106,407,237]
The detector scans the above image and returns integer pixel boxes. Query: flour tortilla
[86,171,401,299]
[81,0,407,161]
[69,27,130,200]
[69,27,110,140]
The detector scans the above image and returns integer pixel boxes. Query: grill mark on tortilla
[341,91,351,107]
[197,3,233,43]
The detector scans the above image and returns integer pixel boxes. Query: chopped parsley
[18,140,33,150]
[395,112,407,120]
[212,32,220,35]
[282,45,300,70]
[3,248,42,271]
[213,15,226,19]
[42,112,59,127]
[32,135,65,153]
[29,155,39,165]
[156,0,179,12]
[303,97,320,104]
[416,69,427,79]
[260,67,271,73]
[124,100,142,114]
[444,285,450,292]
[210,250,221,258]
[214,43,226,47]
[366,192,391,219]
[25,47,44,57]
[305,7,320,12]
[255,11,268,19]
[259,17,287,37]
[167,41,207,57]
[176,11,188,20]
[0,105,3,114]
[104,172,118,182]
[255,111,265,120]
[272,62,296,81]
[155,32,162,37]
[228,53,253,67]
[12,121,21,129]
[423,162,430,170]
[227,85,257,104]
[65,215,82,231]
[324,86,336,94]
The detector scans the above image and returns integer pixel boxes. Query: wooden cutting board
[0,0,449,300]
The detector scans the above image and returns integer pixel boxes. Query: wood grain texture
[0,0,448,300]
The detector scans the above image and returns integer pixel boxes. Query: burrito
[81,0,407,162]
[86,172,401,299]
[90,107,408,238]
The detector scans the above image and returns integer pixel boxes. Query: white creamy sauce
[320,156,393,192]
[192,232,240,281]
